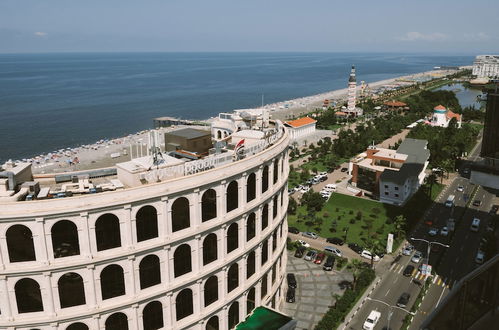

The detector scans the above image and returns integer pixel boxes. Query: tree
[349,259,364,290]
[364,238,385,269]
[301,191,325,212]
[393,215,407,239]
[288,196,297,215]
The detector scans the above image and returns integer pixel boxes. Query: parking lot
[281,250,353,330]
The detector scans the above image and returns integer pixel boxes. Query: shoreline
[8,68,459,174]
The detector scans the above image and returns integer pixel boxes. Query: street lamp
[410,237,450,272]
[366,297,415,330]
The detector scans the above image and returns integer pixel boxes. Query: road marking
[433,275,439,284]
[412,269,417,277]
[436,285,447,308]
[385,288,391,297]
[415,271,421,278]
[397,266,403,274]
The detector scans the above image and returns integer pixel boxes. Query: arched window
[15,278,43,313]
[172,197,190,232]
[203,233,218,265]
[204,276,218,307]
[280,189,284,206]
[139,255,161,289]
[246,173,256,202]
[272,263,277,284]
[95,213,121,251]
[105,313,129,330]
[136,205,158,242]
[52,220,80,258]
[262,166,269,193]
[6,225,36,262]
[226,181,238,212]
[58,272,86,308]
[217,130,222,139]
[176,289,193,321]
[273,195,278,219]
[202,189,217,222]
[206,315,219,330]
[246,251,255,279]
[261,274,268,299]
[272,230,278,252]
[262,204,269,230]
[246,213,256,242]
[174,244,192,277]
[143,300,164,330]
[227,263,239,293]
[226,222,238,254]
[247,287,256,314]
[228,301,239,329]
[66,323,89,330]
[100,265,125,300]
[273,160,279,184]
[261,239,268,265]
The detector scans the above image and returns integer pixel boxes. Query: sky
[1,0,498,53]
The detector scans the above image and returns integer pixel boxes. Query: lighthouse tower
[347,65,358,114]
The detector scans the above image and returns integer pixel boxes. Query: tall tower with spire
[347,65,357,113]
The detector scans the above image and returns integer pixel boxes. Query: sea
[0,52,474,162]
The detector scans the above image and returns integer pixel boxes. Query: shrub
[329,227,336,233]
[349,218,356,224]
[335,257,348,270]
[356,211,362,220]
[336,207,340,212]
[349,210,354,215]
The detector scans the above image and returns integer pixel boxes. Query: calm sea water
[0,52,473,162]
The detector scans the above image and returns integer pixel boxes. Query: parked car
[314,253,326,264]
[324,246,342,257]
[286,288,296,303]
[302,232,318,239]
[348,243,363,254]
[297,240,310,248]
[300,186,311,193]
[411,251,423,263]
[490,205,499,214]
[402,244,414,256]
[304,250,317,261]
[360,250,380,262]
[470,218,481,232]
[326,237,344,246]
[475,251,485,264]
[428,228,438,236]
[473,199,482,207]
[288,227,300,234]
[323,255,335,271]
[294,246,306,258]
[440,226,449,236]
[363,310,381,330]
[341,167,348,173]
[396,292,411,308]
[403,265,415,277]
[287,273,297,288]
[324,183,337,191]
[457,185,464,192]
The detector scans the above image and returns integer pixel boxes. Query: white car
[300,186,310,193]
[297,240,310,248]
[475,250,484,264]
[411,251,423,263]
[302,232,318,239]
[457,185,464,192]
[360,250,380,262]
[318,172,327,177]
[324,183,337,191]
[440,227,449,236]
[363,310,381,330]
[428,228,438,236]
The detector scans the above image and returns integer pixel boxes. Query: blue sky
[1,0,498,53]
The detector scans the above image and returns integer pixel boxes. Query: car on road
[341,167,348,173]
[314,252,326,264]
[323,255,335,271]
[424,219,434,226]
[396,292,411,308]
[402,244,414,256]
[403,265,415,277]
[363,310,381,330]
[457,185,464,192]
[324,246,342,257]
[297,240,310,248]
[428,227,438,236]
[463,168,470,175]
[470,218,481,232]
[486,220,496,232]
[348,243,363,254]
[326,237,344,245]
[490,205,499,215]
[440,226,449,236]
[360,250,380,262]
[304,250,317,261]
[288,227,300,234]
[286,288,296,303]
[302,232,318,239]
[287,273,297,288]
[475,251,485,264]
[294,246,306,258]
[411,251,423,263]
[473,199,482,207]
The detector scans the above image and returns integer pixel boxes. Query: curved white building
[0,121,290,330]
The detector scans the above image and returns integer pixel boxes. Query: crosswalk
[389,263,454,288]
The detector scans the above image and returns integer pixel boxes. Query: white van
[363,310,381,330]
[445,195,455,207]
[470,218,480,232]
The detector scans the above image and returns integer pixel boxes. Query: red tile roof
[285,116,317,128]
[384,100,407,107]
[446,110,462,121]
[434,105,446,110]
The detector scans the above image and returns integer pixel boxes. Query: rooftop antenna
[147,130,164,180]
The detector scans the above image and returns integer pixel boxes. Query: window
[51,220,80,258]
[262,204,269,230]
[384,185,389,189]
[280,189,284,207]
[273,195,278,219]
[204,276,218,307]
[247,287,256,314]
[246,213,256,242]
[385,192,389,196]
[202,189,217,222]
[395,186,399,191]
[100,265,125,300]
[142,301,164,330]
[203,233,218,265]
[66,323,89,330]
[136,206,158,242]
[273,160,279,184]
[176,289,193,321]
[246,173,256,202]
[226,181,238,212]
[206,316,219,330]
[262,166,269,193]
[395,193,399,198]
[15,278,43,313]
[6,225,36,262]
[261,273,268,299]
[172,197,190,232]
[261,240,268,265]
[139,255,161,289]
[227,222,238,253]
[95,214,121,251]
[105,313,129,330]
[246,251,255,279]
[174,244,192,277]
[228,301,239,329]
[58,272,86,308]
[272,230,277,252]
[227,263,239,293]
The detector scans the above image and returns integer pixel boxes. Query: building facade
[429,105,462,128]
[283,117,317,141]
[472,55,499,80]
[0,123,290,329]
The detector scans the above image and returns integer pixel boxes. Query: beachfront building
[283,116,317,142]
[472,55,499,80]
[350,138,430,206]
[428,104,462,128]
[0,117,290,329]
[211,109,270,142]
[344,65,363,117]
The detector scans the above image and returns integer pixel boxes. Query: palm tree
[393,215,407,240]
[349,259,364,290]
